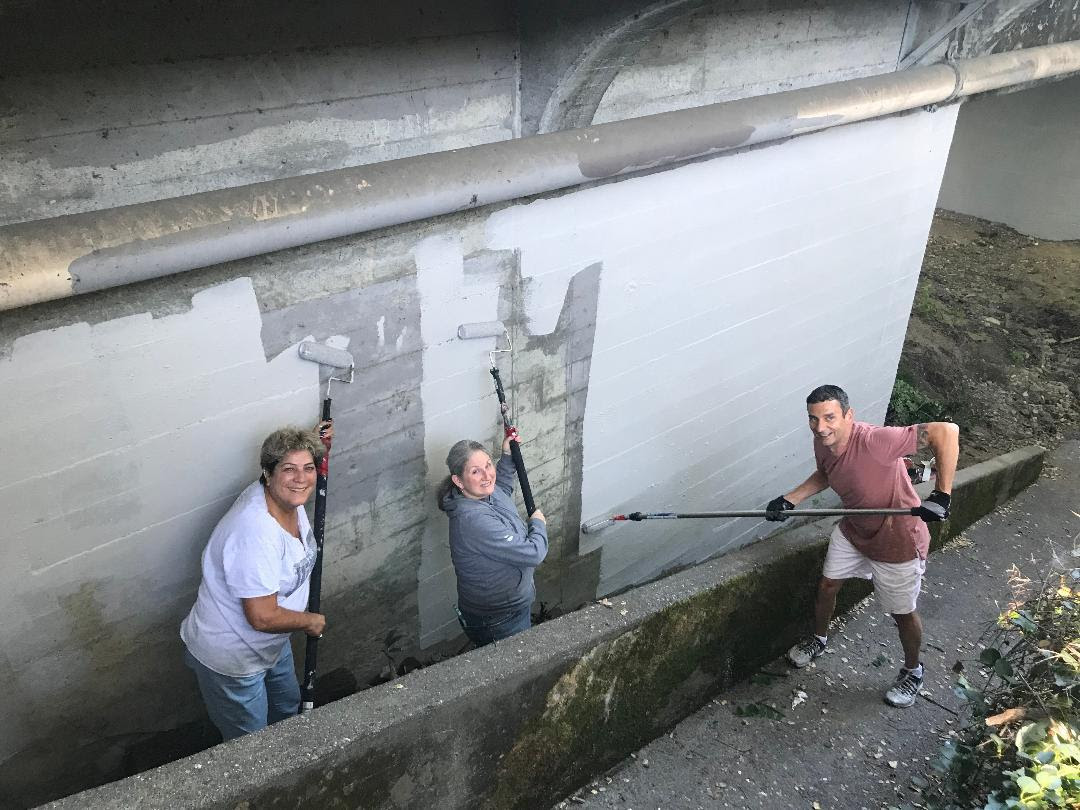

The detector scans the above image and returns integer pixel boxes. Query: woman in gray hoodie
[437,434,548,646]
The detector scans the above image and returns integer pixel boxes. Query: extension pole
[300,398,332,713]
[294,340,353,712]
[490,367,536,517]
[581,507,917,534]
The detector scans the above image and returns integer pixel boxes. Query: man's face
[807,399,854,449]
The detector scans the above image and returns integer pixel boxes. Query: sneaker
[787,636,826,668]
[884,666,924,708]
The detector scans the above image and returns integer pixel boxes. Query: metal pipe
[2,40,1079,313]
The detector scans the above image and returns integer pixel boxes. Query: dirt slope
[890,209,1080,467]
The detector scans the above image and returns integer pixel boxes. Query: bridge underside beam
[2,40,1079,314]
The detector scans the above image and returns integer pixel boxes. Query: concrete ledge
[47,446,1044,810]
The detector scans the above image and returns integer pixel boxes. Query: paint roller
[296,340,355,712]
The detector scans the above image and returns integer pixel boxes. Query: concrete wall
[0,3,518,225]
[523,106,958,595]
[44,445,1047,810]
[0,1,971,805]
[937,75,1080,241]
[520,0,920,135]
[0,102,958,806]
[591,0,911,124]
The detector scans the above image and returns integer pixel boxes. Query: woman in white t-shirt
[180,425,330,740]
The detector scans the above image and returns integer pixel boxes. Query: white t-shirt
[181,481,317,677]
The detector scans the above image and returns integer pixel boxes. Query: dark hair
[436,439,489,511]
[259,427,325,484]
[806,384,850,414]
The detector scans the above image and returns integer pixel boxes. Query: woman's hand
[502,424,520,454]
[530,508,545,523]
[306,612,327,637]
[316,419,333,444]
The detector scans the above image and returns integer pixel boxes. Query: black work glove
[765,496,795,521]
[915,490,951,522]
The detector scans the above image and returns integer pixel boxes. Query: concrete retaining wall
[937,74,1080,241]
[0,102,958,807]
[47,446,1045,809]
[0,2,985,804]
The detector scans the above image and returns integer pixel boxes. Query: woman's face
[264,449,317,511]
[451,450,496,500]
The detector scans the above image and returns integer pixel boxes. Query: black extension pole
[490,366,536,517]
[581,507,918,534]
[300,397,332,713]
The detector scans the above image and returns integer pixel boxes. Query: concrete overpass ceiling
[533,0,943,134]
[0,1,522,226]
[590,0,914,126]
[0,1,515,74]
[973,0,1080,53]
[901,0,1080,63]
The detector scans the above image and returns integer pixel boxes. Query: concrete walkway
[554,441,1080,810]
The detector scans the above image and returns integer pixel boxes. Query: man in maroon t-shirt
[765,384,959,707]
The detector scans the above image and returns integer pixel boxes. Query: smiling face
[451,449,496,500]
[807,398,855,451]
[263,449,317,512]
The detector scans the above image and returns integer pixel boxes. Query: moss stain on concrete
[485,541,847,809]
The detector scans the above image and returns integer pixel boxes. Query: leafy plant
[913,285,943,320]
[887,376,948,426]
[930,566,1080,810]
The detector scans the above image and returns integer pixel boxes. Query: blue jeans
[184,644,300,741]
[457,605,532,647]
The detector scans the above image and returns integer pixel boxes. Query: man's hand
[765,496,795,521]
[914,490,951,522]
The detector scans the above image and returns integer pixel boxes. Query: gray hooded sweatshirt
[442,453,549,616]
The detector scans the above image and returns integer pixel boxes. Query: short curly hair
[259,427,325,483]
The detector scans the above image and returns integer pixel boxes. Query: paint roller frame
[296,340,355,713]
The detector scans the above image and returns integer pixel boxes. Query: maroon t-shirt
[814,421,929,563]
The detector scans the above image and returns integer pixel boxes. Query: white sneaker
[884,666,924,708]
[786,636,826,668]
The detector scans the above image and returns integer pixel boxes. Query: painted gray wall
[0,108,957,806]
[504,107,958,595]
[0,0,973,804]
[937,76,1080,240]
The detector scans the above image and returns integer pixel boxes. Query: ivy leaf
[1013,774,1041,797]
[1015,721,1052,757]
[980,647,1002,666]
[1034,768,1061,791]
[1009,611,1038,633]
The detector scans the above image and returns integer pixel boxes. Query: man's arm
[916,422,960,494]
[784,470,830,505]
[912,421,960,522]
[765,470,829,520]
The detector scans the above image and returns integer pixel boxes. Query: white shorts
[822,525,926,615]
